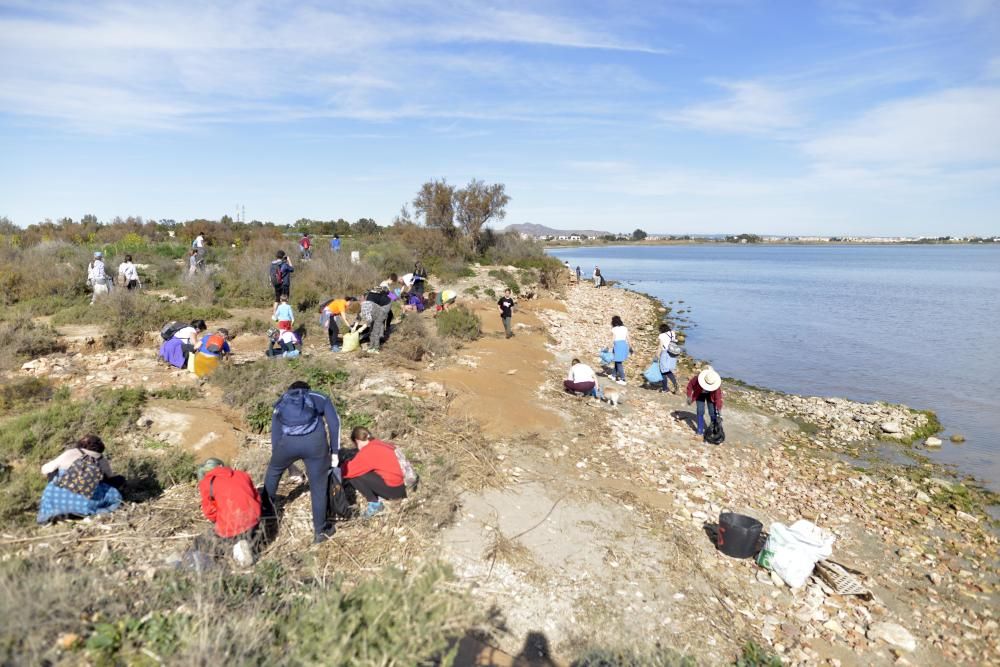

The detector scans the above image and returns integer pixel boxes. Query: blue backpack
[274,389,320,436]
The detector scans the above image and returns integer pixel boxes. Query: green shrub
[734,641,782,667]
[117,450,197,502]
[0,377,54,412]
[436,305,481,341]
[0,320,66,370]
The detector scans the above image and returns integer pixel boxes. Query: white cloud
[661,81,803,135]
[804,87,1000,167]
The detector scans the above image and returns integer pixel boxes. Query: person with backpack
[299,233,312,260]
[194,458,261,567]
[87,251,111,304]
[685,366,724,438]
[340,427,409,519]
[273,294,295,332]
[37,435,125,523]
[117,254,140,290]
[657,323,680,394]
[269,250,294,309]
[264,381,341,543]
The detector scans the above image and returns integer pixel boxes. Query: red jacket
[341,440,404,488]
[686,375,724,411]
[199,467,262,538]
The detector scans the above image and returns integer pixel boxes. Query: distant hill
[500,223,613,238]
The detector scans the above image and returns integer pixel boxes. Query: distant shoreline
[544,240,996,249]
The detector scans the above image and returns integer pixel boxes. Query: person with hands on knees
[263,381,341,543]
[340,427,407,519]
[685,365,724,436]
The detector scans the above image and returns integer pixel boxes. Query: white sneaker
[232,539,254,567]
[616,379,626,386]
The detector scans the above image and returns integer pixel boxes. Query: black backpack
[160,320,185,341]
[327,468,351,520]
[704,420,726,445]
[57,450,104,497]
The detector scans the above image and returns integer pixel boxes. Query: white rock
[914,491,931,504]
[867,622,916,652]
[881,422,902,434]
[924,436,942,447]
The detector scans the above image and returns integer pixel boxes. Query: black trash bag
[327,468,352,520]
[704,420,725,445]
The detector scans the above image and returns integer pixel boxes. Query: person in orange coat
[340,427,406,518]
[195,458,262,566]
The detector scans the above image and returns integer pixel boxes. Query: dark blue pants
[660,371,678,392]
[613,361,625,381]
[264,428,330,537]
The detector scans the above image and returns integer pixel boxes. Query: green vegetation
[0,320,66,370]
[734,641,782,666]
[898,409,942,445]
[0,377,54,412]
[488,268,521,295]
[0,388,147,524]
[0,557,473,666]
[436,305,482,341]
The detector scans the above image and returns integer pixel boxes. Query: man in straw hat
[685,365,724,436]
[195,458,262,567]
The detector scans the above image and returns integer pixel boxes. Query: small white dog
[602,387,624,407]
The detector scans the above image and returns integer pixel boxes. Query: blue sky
[1,0,999,235]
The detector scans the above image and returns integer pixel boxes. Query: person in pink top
[340,426,406,518]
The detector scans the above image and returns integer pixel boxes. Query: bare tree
[453,179,510,252]
[413,179,456,234]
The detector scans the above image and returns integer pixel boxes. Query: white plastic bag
[758,520,835,588]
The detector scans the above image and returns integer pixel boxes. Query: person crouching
[195,458,261,567]
[340,427,406,519]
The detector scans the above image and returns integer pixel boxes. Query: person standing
[411,261,428,296]
[498,288,515,339]
[685,366,723,436]
[593,266,602,288]
[87,251,110,304]
[657,323,679,393]
[299,233,312,260]
[330,234,341,252]
[264,381,340,543]
[273,294,295,332]
[188,249,199,276]
[364,286,392,354]
[575,266,582,282]
[192,232,206,268]
[609,315,631,385]
[269,250,294,309]
[117,254,140,290]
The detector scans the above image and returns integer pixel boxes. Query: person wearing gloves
[263,381,341,543]
[685,366,724,436]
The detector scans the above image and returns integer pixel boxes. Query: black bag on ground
[704,420,726,445]
[56,450,104,497]
[160,320,186,341]
[327,468,351,520]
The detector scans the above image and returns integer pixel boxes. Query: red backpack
[204,333,226,353]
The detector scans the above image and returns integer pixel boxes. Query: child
[273,294,294,331]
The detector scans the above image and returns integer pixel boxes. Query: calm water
[549,244,1000,491]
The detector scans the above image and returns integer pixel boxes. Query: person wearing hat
[87,251,111,304]
[196,458,262,567]
[685,366,724,436]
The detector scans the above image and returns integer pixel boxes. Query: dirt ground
[8,275,999,666]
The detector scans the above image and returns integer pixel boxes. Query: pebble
[867,622,916,652]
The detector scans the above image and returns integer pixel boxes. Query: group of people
[38,380,417,565]
[86,251,142,303]
[561,313,724,438]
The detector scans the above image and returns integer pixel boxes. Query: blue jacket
[270,389,340,454]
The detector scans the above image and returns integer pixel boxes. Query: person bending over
[340,427,406,519]
[564,358,598,396]
[195,458,261,567]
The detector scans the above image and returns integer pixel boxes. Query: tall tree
[631,228,648,241]
[413,179,456,234]
[453,179,510,252]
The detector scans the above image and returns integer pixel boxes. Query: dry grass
[388,313,452,362]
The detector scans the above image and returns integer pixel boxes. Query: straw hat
[698,366,722,392]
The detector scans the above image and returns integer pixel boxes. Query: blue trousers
[613,361,625,381]
[264,428,331,537]
[696,399,719,434]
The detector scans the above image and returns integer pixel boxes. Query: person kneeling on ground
[685,366,723,435]
[266,327,300,358]
[195,458,261,567]
[37,435,125,524]
[564,358,598,396]
[264,381,340,543]
[340,427,407,519]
